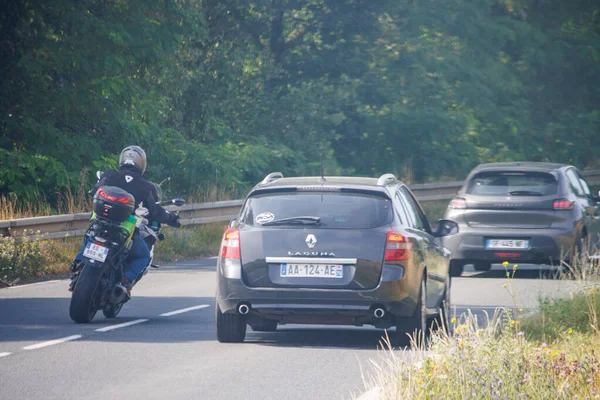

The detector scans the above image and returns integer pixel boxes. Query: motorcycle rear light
[553,199,573,210]
[384,232,411,261]
[221,228,240,259]
[97,188,131,204]
[449,197,467,209]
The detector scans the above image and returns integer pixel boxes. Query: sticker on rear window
[255,212,275,224]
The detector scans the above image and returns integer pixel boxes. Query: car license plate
[485,239,529,250]
[83,243,109,262]
[280,264,343,278]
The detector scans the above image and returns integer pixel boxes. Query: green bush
[0,232,46,283]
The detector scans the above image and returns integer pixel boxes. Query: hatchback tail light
[384,232,411,261]
[220,228,241,278]
[553,199,574,210]
[449,197,467,209]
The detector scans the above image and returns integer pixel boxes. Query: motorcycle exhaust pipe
[110,284,128,304]
[238,303,250,315]
[373,308,386,319]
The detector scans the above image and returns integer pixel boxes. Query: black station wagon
[214,172,459,343]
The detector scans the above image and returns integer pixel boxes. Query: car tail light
[494,252,521,258]
[384,232,411,261]
[553,199,573,210]
[221,228,240,259]
[220,228,241,279]
[449,197,467,209]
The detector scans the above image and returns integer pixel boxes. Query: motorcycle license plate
[83,243,109,262]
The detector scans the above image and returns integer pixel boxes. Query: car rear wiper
[508,190,543,196]
[261,216,322,226]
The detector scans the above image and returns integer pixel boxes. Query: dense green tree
[1,0,599,206]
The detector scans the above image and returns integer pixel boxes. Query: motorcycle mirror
[96,171,103,180]
[172,198,185,207]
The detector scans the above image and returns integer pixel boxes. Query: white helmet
[119,145,147,174]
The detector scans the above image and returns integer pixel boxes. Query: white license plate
[280,264,343,278]
[485,239,529,250]
[83,243,109,262]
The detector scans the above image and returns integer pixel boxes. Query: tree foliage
[1,0,599,204]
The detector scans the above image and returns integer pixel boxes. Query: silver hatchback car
[442,162,600,276]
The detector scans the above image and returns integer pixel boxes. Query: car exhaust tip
[373,308,385,319]
[238,303,250,315]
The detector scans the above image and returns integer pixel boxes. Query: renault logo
[305,234,317,249]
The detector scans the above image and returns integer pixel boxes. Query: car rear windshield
[466,171,558,196]
[240,191,393,229]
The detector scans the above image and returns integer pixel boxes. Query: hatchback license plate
[486,239,529,250]
[83,243,109,262]
[280,264,343,278]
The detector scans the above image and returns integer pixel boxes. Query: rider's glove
[167,212,181,228]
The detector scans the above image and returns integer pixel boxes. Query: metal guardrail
[2,170,599,240]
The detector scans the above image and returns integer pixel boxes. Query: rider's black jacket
[91,166,178,226]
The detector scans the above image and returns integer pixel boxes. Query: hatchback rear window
[240,192,393,229]
[466,171,558,196]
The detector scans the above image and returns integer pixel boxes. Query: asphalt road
[0,260,579,400]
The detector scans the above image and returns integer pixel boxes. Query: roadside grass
[0,224,225,285]
[420,200,449,222]
[152,223,225,262]
[364,256,600,399]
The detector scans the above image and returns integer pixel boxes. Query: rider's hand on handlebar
[167,212,181,228]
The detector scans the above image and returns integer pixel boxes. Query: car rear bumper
[215,275,421,328]
[442,226,576,264]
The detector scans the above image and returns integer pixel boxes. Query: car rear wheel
[250,320,278,332]
[473,262,492,272]
[396,277,427,347]
[449,260,464,277]
[215,304,247,343]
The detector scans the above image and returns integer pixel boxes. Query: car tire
[429,274,452,335]
[250,320,278,332]
[396,277,427,347]
[449,260,464,277]
[216,304,247,343]
[473,262,492,272]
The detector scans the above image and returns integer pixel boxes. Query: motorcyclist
[70,145,181,295]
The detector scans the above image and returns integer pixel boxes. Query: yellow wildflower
[502,261,509,265]
[568,328,573,334]
[519,308,523,313]
[450,317,456,324]
[503,283,507,288]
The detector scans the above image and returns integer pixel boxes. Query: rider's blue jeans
[74,230,151,282]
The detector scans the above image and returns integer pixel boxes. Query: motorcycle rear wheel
[69,261,104,323]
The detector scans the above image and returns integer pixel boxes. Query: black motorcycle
[69,183,184,323]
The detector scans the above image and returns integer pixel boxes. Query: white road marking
[22,335,82,351]
[6,280,64,289]
[0,352,12,358]
[95,319,149,332]
[160,304,210,317]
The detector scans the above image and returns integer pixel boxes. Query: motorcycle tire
[102,303,124,319]
[69,261,104,323]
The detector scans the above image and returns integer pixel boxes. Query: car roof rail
[260,172,284,185]
[376,173,398,186]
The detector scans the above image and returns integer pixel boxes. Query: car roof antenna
[320,146,326,181]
